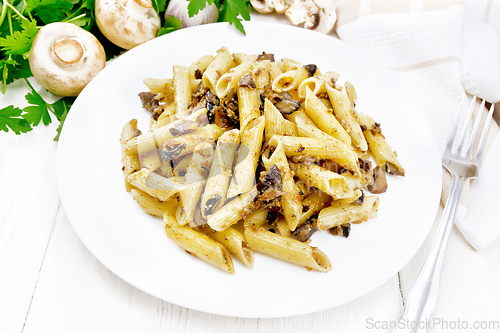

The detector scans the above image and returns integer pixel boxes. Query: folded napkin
[335,0,500,250]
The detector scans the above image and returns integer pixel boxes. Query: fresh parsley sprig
[1,0,251,140]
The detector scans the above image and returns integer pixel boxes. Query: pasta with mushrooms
[120,47,405,274]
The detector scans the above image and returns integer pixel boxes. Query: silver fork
[392,96,495,333]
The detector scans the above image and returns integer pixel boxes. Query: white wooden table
[2,19,500,333]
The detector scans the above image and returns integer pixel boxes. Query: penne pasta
[268,135,360,173]
[176,142,214,225]
[164,213,235,273]
[244,226,332,272]
[121,119,141,192]
[173,65,191,119]
[215,59,255,99]
[272,66,309,92]
[128,168,176,202]
[202,46,233,93]
[326,84,367,151]
[263,139,302,231]
[201,129,240,217]
[123,48,404,274]
[131,189,178,217]
[364,128,405,176]
[316,195,379,230]
[227,116,265,198]
[207,187,258,232]
[203,226,254,267]
[238,78,260,134]
[304,87,351,145]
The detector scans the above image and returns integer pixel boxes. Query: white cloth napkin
[334,0,500,250]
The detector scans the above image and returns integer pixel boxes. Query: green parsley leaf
[51,96,75,121]
[1,57,19,92]
[187,0,216,17]
[0,105,33,134]
[10,55,32,80]
[219,0,249,35]
[22,82,52,126]
[158,15,182,37]
[52,97,73,141]
[0,19,39,55]
[25,0,75,24]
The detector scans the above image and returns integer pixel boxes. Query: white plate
[57,22,441,318]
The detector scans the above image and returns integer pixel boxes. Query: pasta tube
[244,226,332,272]
[164,213,235,274]
[121,119,141,192]
[364,129,405,176]
[203,46,233,93]
[207,187,258,232]
[176,142,214,225]
[201,129,240,217]
[131,189,177,217]
[215,59,254,99]
[238,79,260,134]
[203,226,254,267]
[227,116,265,198]
[173,65,191,119]
[326,84,367,151]
[316,195,379,230]
[289,162,354,199]
[243,206,270,228]
[263,139,302,231]
[272,66,309,92]
[268,135,359,173]
[304,87,351,145]
[127,168,176,202]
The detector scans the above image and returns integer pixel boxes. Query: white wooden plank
[24,206,403,333]
[0,79,62,333]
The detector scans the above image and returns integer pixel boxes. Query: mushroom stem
[54,38,84,64]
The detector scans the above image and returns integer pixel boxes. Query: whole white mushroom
[95,0,161,50]
[29,22,106,97]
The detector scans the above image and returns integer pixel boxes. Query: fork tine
[455,96,476,153]
[463,98,486,158]
[474,103,495,163]
[445,95,467,151]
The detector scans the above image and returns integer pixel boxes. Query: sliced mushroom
[95,0,161,50]
[292,219,318,242]
[367,166,388,194]
[250,0,275,14]
[329,223,351,238]
[261,85,301,114]
[285,0,337,34]
[239,74,256,89]
[273,0,292,13]
[29,23,106,97]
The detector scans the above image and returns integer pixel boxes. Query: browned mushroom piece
[329,223,351,238]
[169,120,199,136]
[261,85,301,114]
[292,219,318,242]
[385,162,405,176]
[256,52,275,62]
[239,74,256,89]
[367,166,388,194]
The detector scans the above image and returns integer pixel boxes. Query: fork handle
[392,172,465,333]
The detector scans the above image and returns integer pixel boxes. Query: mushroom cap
[95,0,161,50]
[29,22,106,97]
